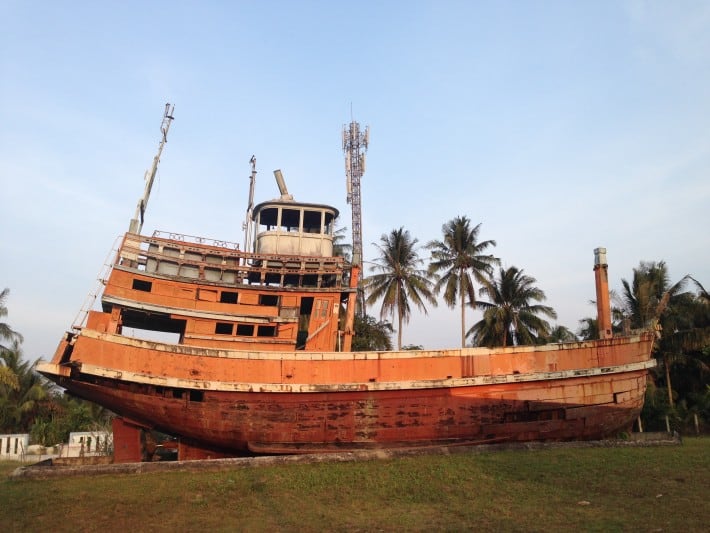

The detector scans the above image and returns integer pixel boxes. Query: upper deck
[94,230,354,352]
[118,230,346,290]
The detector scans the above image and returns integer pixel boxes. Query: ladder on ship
[71,235,122,330]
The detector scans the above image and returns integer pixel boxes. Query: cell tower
[343,120,369,313]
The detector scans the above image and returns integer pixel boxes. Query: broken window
[257,325,277,337]
[220,291,238,304]
[132,279,152,292]
[215,322,233,335]
[259,294,279,306]
[236,324,255,336]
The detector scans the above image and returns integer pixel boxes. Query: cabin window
[302,274,318,287]
[303,210,322,234]
[236,324,254,336]
[284,274,299,287]
[215,322,233,335]
[324,212,336,234]
[132,279,152,292]
[220,291,238,304]
[264,273,281,286]
[280,208,300,232]
[173,389,183,399]
[257,207,279,231]
[259,294,279,306]
[189,390,204,402]
[257,325,277,337]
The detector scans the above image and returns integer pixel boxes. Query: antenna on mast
[243,155,257,252]
[128,103,175,234]
[343,117,369,315]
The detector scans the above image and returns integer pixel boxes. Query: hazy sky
[1,1,709,360]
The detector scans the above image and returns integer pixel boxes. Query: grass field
[1,438,708,532]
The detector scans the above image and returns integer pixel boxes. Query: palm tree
[0,340,50,433]
[653,285,710,409]
[0,288,24,351]
[547,324,578,343]
[364,228,437,350]
[619,262,710,410]
[577,317,599,341]
[427,217,498,347]
[620,261,677,329]
[332,223,352,262]
[469,266,557,347]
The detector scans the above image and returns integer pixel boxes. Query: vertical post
[341,264,360,352]
[594,247,613,339]
[243,156,257,252]
[128,103,175,235]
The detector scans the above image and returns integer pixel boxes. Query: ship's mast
[342,119,369,315]
[243,155,257,252]
[128,103,175,235]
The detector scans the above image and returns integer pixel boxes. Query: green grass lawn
[2,438,708,532]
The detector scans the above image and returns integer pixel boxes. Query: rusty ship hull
[40,326,655,456]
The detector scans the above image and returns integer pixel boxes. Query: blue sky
[1,1,709,359]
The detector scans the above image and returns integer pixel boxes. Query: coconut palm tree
[0,288,23,351]
[469,266,557,348]
[0,288,23,393]
[427,217,498,347]
[332,223,352,262]
[547,324,578,343]
[618,262,710,410]
[364,228,437,350]
[577,317,599,341]
[620,261,677,329]
[0,340,50,433]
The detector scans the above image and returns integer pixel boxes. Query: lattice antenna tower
[342,120,369,312]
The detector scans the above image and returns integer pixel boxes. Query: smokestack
[273,169,293,200]
[594,247,613,340]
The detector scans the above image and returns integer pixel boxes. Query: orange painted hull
[38,330,656,455]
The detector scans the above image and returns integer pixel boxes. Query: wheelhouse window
[280,208,300,232]
[303,210,322,234]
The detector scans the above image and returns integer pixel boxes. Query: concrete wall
[0,434,29,460]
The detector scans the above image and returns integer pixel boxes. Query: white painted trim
[37,359,656,394]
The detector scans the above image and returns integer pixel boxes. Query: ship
[38,105,657,462]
